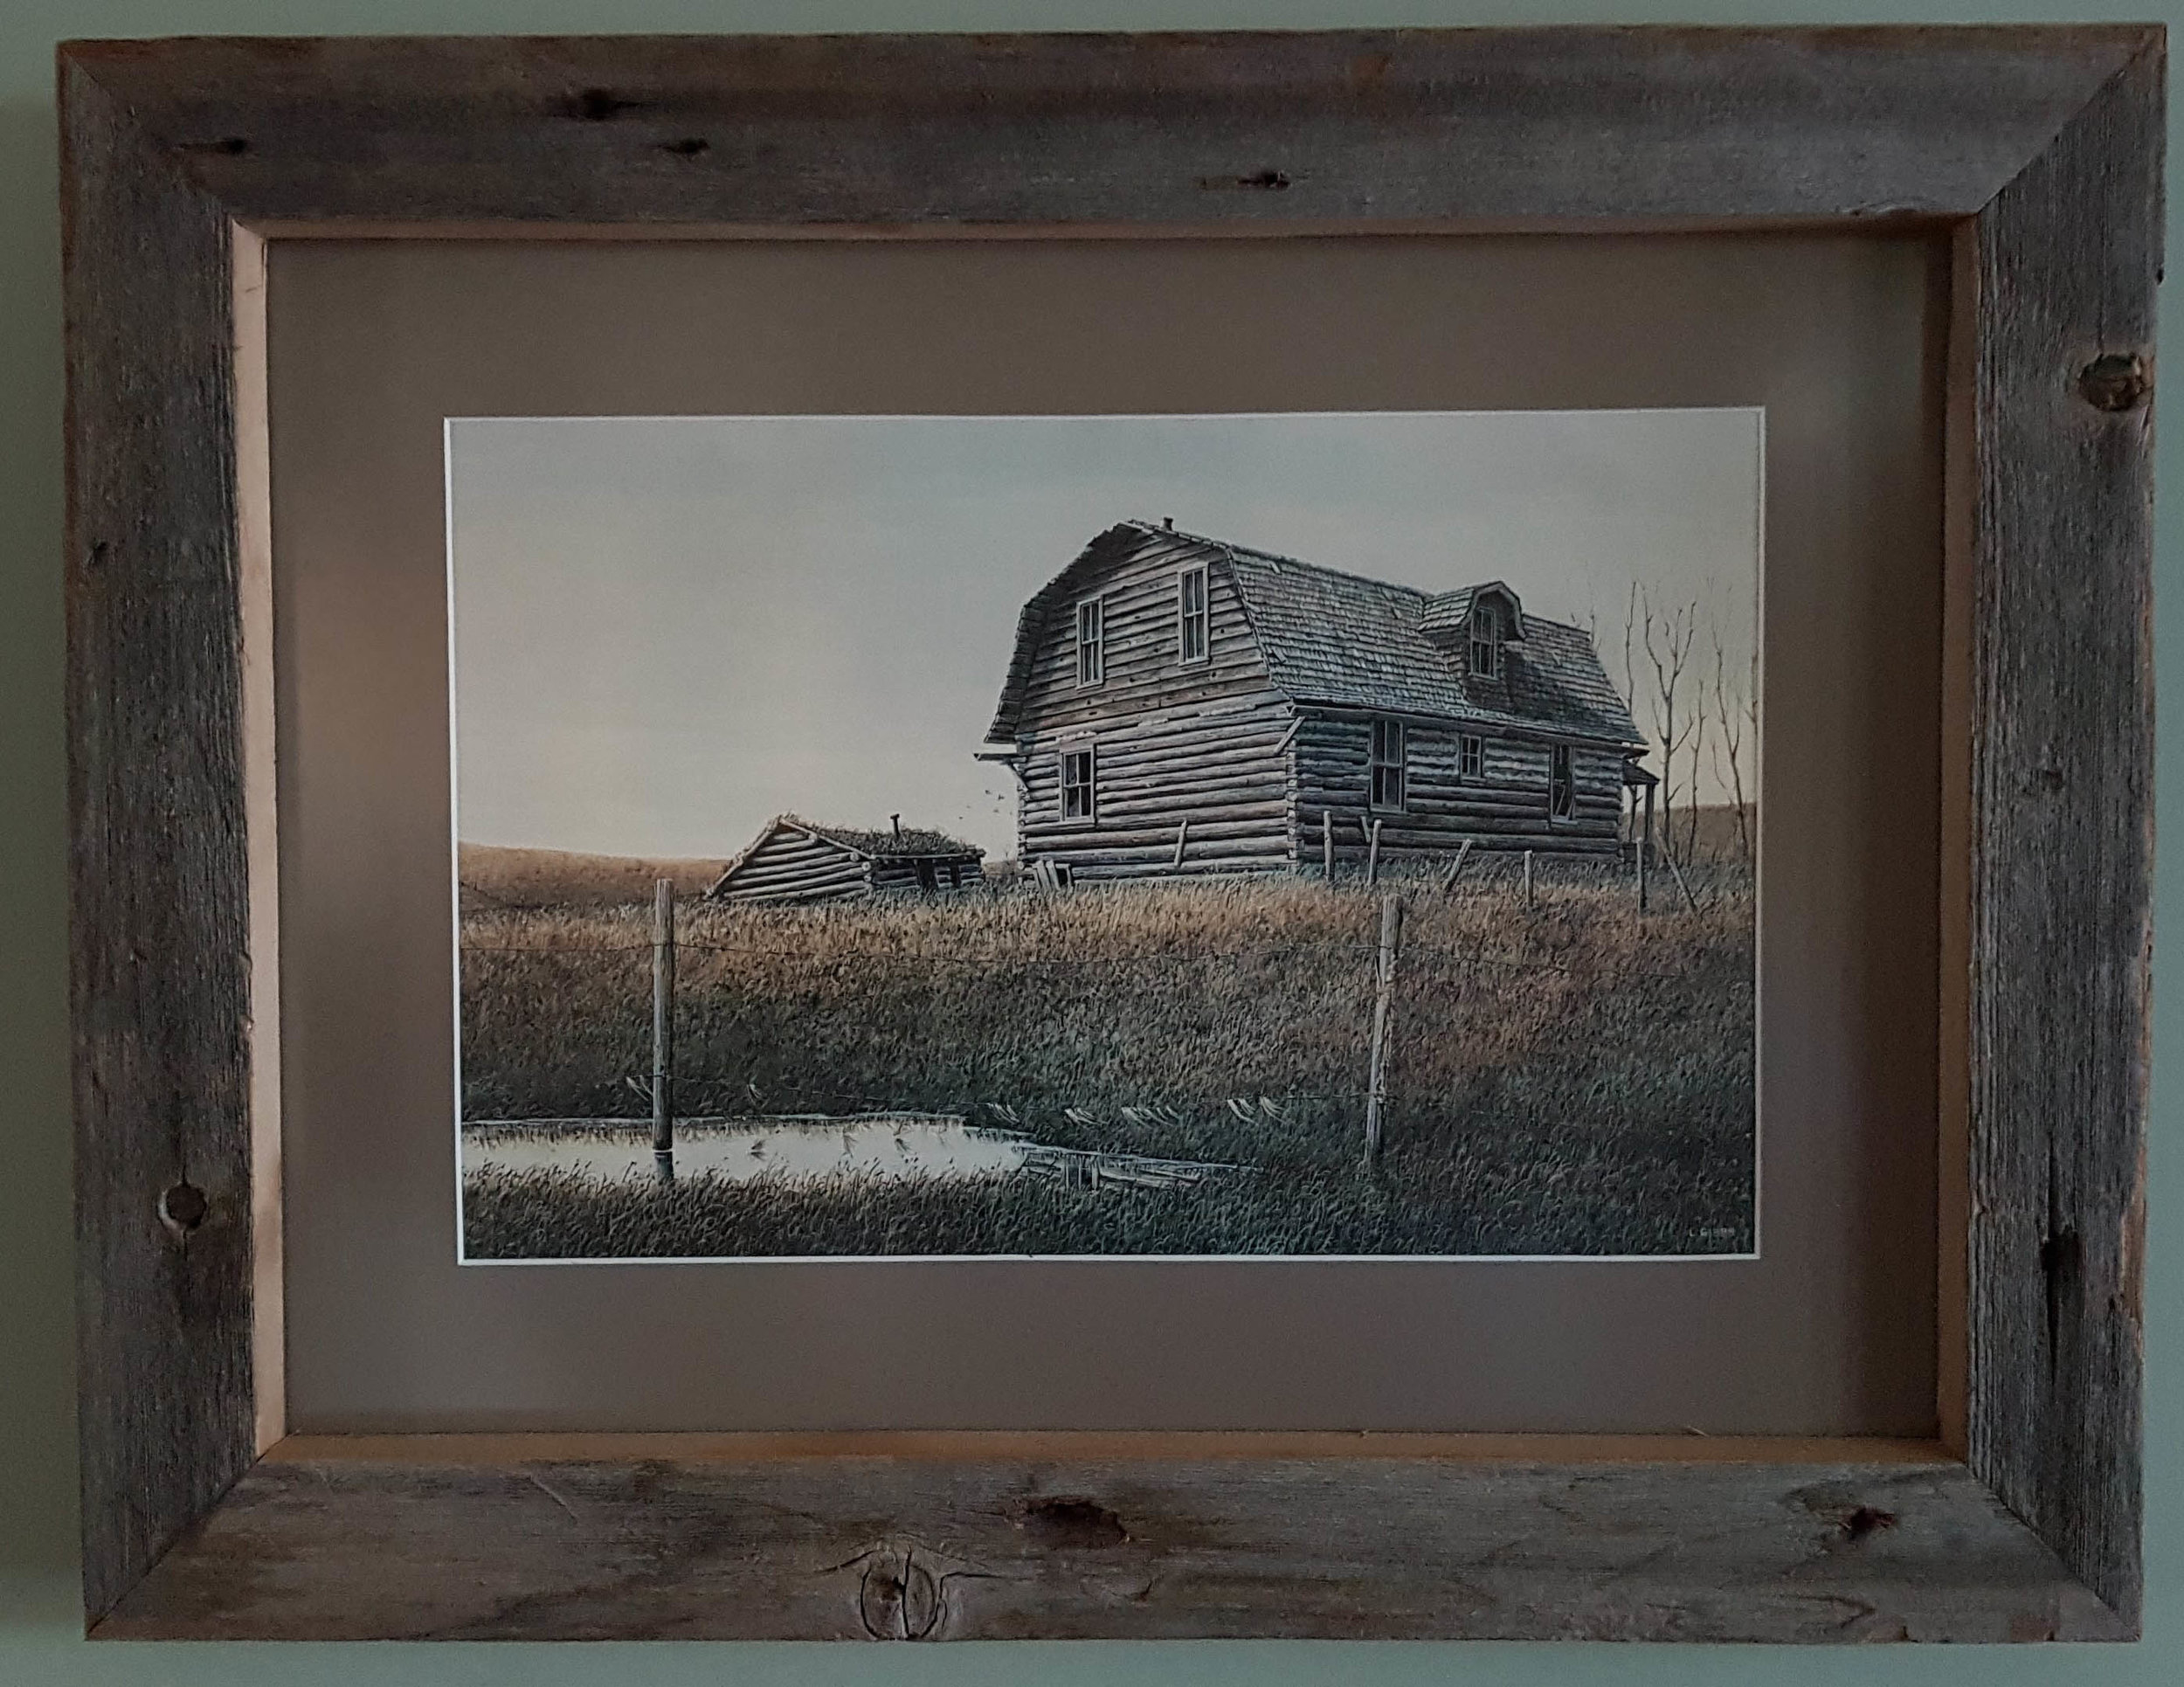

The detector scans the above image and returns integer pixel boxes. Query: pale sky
[448,410,1762,861]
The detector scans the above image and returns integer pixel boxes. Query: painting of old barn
[452,409,1759,1262]
[981,521,1648,882]
[707,815,985,904]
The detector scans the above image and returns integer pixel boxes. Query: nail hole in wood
[2077,352,2152,412]
[659,136,709,157]
[1199,169,1291,190]
[571,87,642,121]
[179,135,250,155]
[1017,1494,1129,1548]
[159,1182,207,1234]
[2040,1225,2082,1282]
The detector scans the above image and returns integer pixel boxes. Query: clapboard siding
[1012,534,1275,742]
[1296,716,1624,856]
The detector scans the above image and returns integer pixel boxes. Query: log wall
[1296,715,1625,859]
[1011,533,1295,879]
[713,828,872,904]
[869,855,985,894]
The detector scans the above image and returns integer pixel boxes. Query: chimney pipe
[890,813,902,840]
[1162,515,1174,529]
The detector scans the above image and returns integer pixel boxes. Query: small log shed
[705,815,986,905]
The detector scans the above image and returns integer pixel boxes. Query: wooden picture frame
[62,26,2157,1641]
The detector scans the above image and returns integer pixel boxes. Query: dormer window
[1469,603,1503,680]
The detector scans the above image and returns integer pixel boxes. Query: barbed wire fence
[457,856,1744,1185]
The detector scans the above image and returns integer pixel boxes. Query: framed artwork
[449,406,1761,1263]
[64,26,2156,1641]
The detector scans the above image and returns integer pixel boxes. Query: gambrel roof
[986,522,1645,749]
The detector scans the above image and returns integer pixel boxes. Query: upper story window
[1459,734,1484,781]
[1550,743,1576,820]
[1061,743,1097,822]
[1469,603,1503,680]
[1370,718,1407,812]
[1075,598,1105,687]
[1178,565,1209,665]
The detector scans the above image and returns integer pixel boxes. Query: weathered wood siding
[869,855,985,894]
[715,828,872,904]
[1296,716,1624,859]
[1012,535,1295,878]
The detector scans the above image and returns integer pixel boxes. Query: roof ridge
[1124,520,1586,632]
[1125,520,1429,602]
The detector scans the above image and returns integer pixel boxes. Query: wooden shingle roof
[987,522,1645,750]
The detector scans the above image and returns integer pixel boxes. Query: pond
[463,1114,1031,1185]
[461,1113,1241,1193]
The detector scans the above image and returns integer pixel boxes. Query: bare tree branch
[1638,588,1701,866]
[1709,609,1753,866]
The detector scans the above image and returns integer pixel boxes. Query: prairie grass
[460,854,1754,1258]
[459,842,723,910]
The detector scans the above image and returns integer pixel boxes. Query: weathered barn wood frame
[63,26,2158,1642]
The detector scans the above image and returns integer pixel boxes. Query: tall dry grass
[460,855,1754,1257]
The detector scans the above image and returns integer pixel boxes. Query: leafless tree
[1709,610,1755,865]
[1614,585,1641,848]
[1684,662,1711,864]
[1638,588,1702,866]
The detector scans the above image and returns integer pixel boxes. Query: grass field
[458,848,1755,1259]
[459,842,724,911]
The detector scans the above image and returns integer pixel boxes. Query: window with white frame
[1061,744,1097,822]
[1550,743,1576,820]
[1370,718,1407,812]
[1459,734,1484,781]
[1178,564,1209,664]
[1075,598,1104,687]
[1469,602,1503,679]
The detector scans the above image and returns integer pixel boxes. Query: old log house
[980,520,1648,882]
[706,816,985,905]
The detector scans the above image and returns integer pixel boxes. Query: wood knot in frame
[856,1544,943,1640]
[1842,1505,1897,1542]
[2077,352,2153,413]
[158,1181,208,1235]
[1199,169,1291,191]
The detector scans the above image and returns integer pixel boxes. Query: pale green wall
[1,1,2174,1678]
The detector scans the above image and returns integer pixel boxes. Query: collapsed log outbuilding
[979,520,1651,882]
[706,816,985,905]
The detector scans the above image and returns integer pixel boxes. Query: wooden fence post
[1322,811,1334,882]
[1441,839,1473,894]
[1172,817,1190,871]
[653,877,676,1182]
[1640,781,1653,914]
[1523,848,1534,909]
[1366,818,1383,886]
[1363,894,1402,1166]
[1666,850,1704,916]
